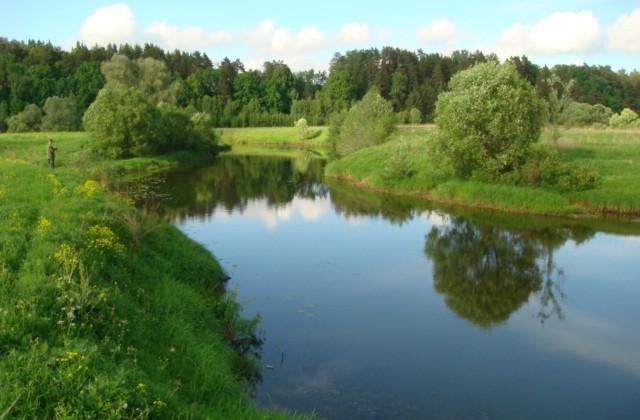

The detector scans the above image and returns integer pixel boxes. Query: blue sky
[3,0,640,71]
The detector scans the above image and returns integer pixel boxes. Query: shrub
[408,107,423,125]
[609,108,640,128]
[560,102,614,127]
[295,118,310,139]
[327,109,347,158]
[516,146,600,191]
[334,90,394,157]
[41,96,81,131]
[7,104,42,132]
[435,62,545,179]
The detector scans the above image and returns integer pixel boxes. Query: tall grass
[0,134,313,419]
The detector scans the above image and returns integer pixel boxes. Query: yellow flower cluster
[52,243,80,271]
[87,225,125,255]
[153,400,166,408]
[36,216,52,236]
[74,180,101,197]
[47,173,67,195]
[55,351,87,363]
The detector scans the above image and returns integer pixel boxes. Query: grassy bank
[0,133,310,419]
[219,127,328,148]
[325,126,640,216]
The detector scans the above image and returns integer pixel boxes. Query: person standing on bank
[48,138,57,169]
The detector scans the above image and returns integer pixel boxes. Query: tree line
[1,37,639,133]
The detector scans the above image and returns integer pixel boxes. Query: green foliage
[0,137,309,420]
[435,62,545,179]
[513,145,600,191]
[41,96,81,131]
[0,101,8,133]
[327,109,347,157]
[334,90,394,157]
[560,102,613,127]
[82,87,162,158]
[7,104,42,132]
[295,118,310,139]
[101,55,179,105]
[408,107,422,124]
[609,108,640,128]
[325,127,639,216]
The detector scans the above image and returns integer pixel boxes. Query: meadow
[325,126,640,216]
[218,126,328,148]
[0,132,313,419]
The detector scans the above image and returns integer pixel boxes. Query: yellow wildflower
[36,216,52,236]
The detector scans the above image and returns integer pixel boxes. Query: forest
[1,37,639,132]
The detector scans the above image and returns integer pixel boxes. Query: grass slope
[325,126,640,216]
[0,132,311,419]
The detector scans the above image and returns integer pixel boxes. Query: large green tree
[435,62,545,179]
[82,87,162,157]
[7,103,42,132]
[41,96,80,131]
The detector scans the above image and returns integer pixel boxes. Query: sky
[3,0,640,71]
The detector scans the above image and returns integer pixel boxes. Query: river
[148,154,640,420]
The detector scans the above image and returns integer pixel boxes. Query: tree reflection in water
[424,216,594,328]
[125,155,601,328]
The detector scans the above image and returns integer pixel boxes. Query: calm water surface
[154,155,640,420]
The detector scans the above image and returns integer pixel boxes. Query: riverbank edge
[0,149,309,418]
[324,172,640,219]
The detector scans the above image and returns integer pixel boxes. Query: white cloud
[210,197,330,229]
[490,11,601,57]
[144,22,232,51]
[417,19,459,45]
[337,22,370,44]
[77,3,136,46]
[244,20,327,54]
[242,20,328,71]
[609,8,640,53]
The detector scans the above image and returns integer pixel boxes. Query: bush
[327,109,347,158]
[435,62,545,179]
[516,146,600,191]
[295,118,310,139]
[609,108,640,128]
[41,96,81,131]
[83,87,162,158]
[334,90,394,157]
[560,102,614,127]
[7,104,42,132]
[408,107,423,125]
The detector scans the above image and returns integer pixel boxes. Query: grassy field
[218,126,328,148]
[0,132,312,419]
[325,126,640,216]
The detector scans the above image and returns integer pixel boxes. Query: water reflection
[424,216,594,328]
[158,154,327,222]
[138,155,640,419]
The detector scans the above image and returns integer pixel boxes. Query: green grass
[325,126,640,216]
[0,132,314,419]
[219,126,328,147]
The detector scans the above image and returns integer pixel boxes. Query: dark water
[155,155,640,420]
